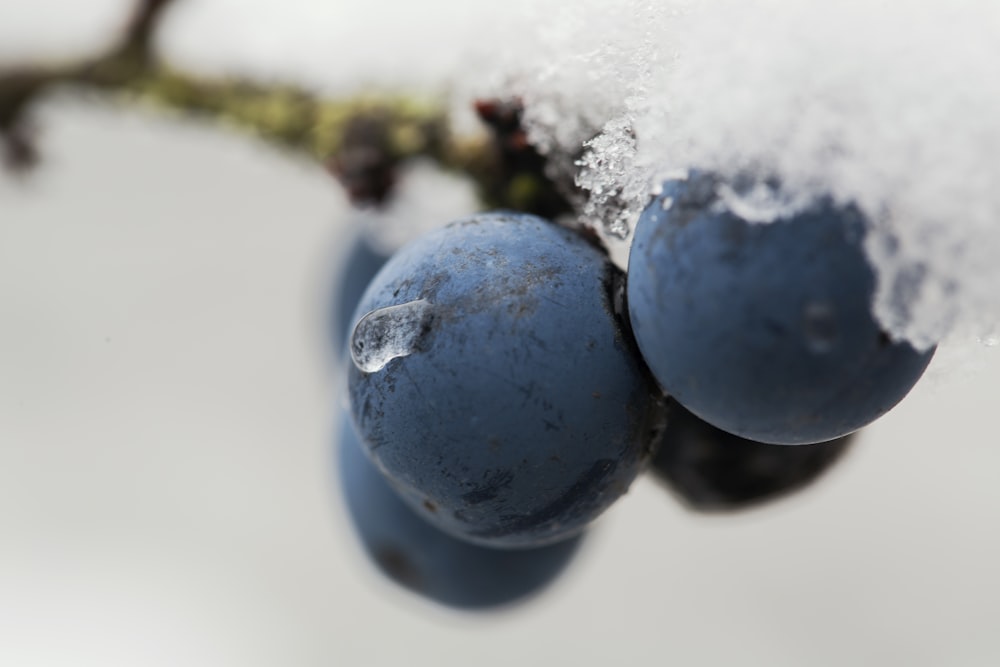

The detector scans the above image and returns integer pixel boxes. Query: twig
[0,0,572,216]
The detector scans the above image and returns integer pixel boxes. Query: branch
[0,0,573,217]
[119,0,176,62]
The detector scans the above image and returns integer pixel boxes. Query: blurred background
[1,1,999,665]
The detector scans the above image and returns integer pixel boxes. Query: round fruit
[338,410,583,609]
[348,212,665,548]
[649,401,853,511]
[626,171,934,445]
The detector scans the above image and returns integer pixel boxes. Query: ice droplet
[660,196,674,211]
[350,299,434,373]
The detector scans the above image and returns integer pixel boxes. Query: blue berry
[348,212,665,548]
[337,410,583,609]
[649,402,853,511]
[627,171,934,445]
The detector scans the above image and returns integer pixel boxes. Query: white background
[1,2,999,665]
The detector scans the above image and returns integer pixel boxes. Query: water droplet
[802,301,838,353]
[350,299,434,373]
[660,196,674,211]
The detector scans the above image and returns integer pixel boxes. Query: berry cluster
[335,171,933,609]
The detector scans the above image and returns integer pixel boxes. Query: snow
[482,0,1000,350]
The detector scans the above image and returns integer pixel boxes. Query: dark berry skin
[338,411,583,609]
[348,212,665,548]
[649,402,853,512]
[627,171,935,445]
[332,233,390,355]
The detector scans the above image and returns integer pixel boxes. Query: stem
[0,0,569,216]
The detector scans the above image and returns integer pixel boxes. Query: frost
[576,116,644,239]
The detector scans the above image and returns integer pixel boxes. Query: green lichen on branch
[0,0,571,216]
[115,68,488,173]
[2,60,488,173]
